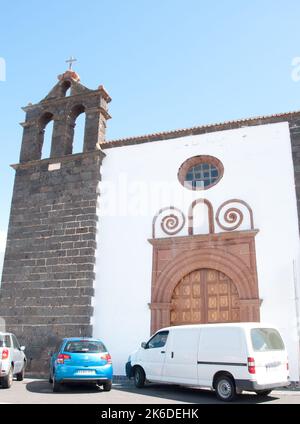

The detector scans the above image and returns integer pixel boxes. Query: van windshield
[251,328,285,352]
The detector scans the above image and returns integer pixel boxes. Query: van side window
[251,328,284,351]
[146,331,169,349]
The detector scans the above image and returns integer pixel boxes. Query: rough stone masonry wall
[0,150,104,374]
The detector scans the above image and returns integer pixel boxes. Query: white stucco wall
[93,121,300,381]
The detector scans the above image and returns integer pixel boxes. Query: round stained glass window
[178,155,224,191]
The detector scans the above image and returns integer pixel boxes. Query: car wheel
[103,380,112,392]
[134,367,145,388]
[16,362,26,381]
[52,377,61,393]
[49,368,54,384]
[1,366,13,389]
[215,375,236,402]
[255,390,272,397]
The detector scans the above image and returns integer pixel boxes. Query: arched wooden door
[170,269,240,325]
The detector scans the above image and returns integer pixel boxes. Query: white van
[126,323,290,401]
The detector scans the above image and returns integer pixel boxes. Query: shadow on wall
[23,335,60,377]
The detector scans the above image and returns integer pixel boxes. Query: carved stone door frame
[148,230,260,335]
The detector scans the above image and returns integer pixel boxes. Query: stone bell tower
[0,68,111,374]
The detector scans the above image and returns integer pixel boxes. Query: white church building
[0,69,300,381]
[95,118,300,380]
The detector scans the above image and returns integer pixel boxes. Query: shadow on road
[113,382,280,404]
[26,379,106,395]
[24,379,280,403]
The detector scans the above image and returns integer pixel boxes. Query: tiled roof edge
[101,110,300,149]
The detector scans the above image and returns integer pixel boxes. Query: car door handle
[161,351,166,354]
[171,352,174,358]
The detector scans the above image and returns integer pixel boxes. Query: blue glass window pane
[185,162,220,189]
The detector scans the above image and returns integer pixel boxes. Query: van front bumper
[236,380,290,392]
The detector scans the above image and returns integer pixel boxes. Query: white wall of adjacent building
[93,121,300,381]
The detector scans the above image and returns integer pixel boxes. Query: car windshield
[64,340,107,353]
[251,328,285,352]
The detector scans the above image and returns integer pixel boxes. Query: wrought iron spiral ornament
[223,208,243,230]
[152,207,186,238]
[160,214,179,235]
[216,199,254,232]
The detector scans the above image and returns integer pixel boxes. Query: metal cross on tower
[65,56,77,70]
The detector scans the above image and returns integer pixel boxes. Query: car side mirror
[20,346,25,351]
[141,342,147,349]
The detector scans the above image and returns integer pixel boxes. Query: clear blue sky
[0,0,300,261]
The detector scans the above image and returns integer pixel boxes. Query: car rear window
[64,340,107,353]
[251,328,285,352]
[0,335,11,348]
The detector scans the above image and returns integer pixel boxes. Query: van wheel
[134,367,145,388]
[215,375,236,402]
[0,367,13,389]
[255,390,272,397]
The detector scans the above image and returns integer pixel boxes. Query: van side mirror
[20,346,25,352]
[141,342,147,349]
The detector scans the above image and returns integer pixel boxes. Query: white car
[126,323,290,401]
[0,332,26,389]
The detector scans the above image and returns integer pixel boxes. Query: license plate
[76,370,96,375]
[266,361,281,370]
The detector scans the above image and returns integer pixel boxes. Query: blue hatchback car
[49,337,113,392]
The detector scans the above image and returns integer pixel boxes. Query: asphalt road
[0,378,299,404]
